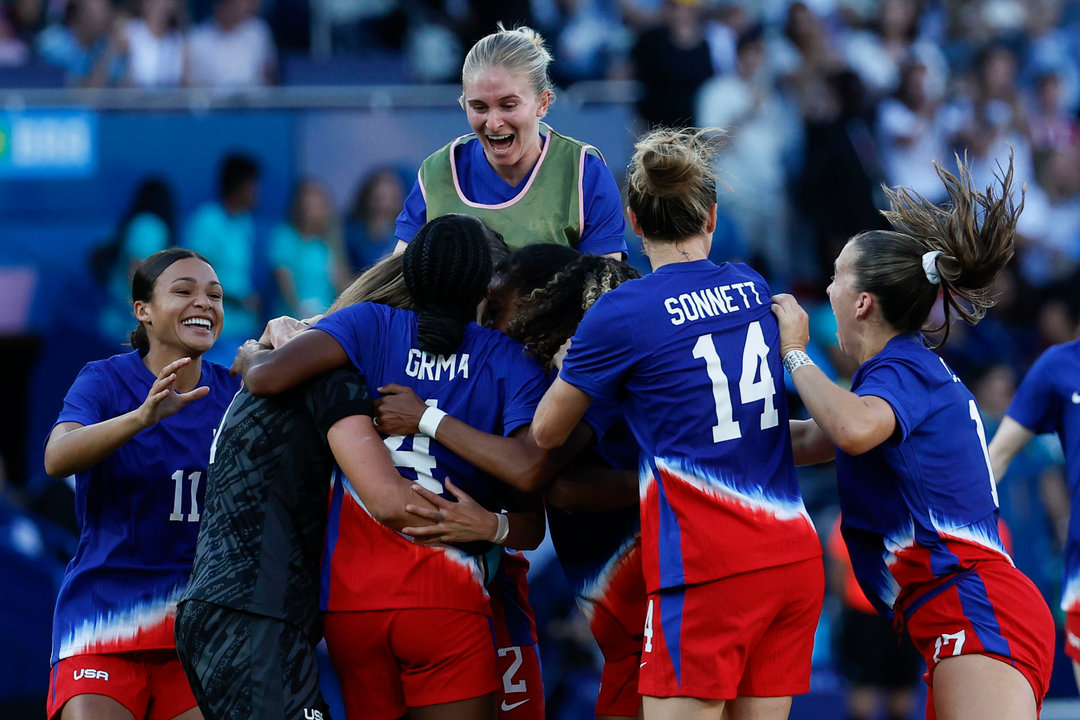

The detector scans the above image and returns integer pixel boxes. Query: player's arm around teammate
[533,128,824,720]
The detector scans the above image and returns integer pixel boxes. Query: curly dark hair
[507,255,641,370]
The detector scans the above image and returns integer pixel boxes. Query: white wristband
[418,406,448,437]
[492,512,510,545]
[783,349,815,375]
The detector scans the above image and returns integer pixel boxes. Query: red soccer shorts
[899,559,1055,717]
[638,556,823,700]
[48,650,197,720]
[597,651,642,718]
[589,539,646,717]
[324,608,497,720]
[490,552,544,720]
[1065,611,1080,664]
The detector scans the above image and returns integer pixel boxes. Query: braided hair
[508,255,641,370]
[402,214,495,355]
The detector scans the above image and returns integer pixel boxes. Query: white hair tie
[922,250,943,285]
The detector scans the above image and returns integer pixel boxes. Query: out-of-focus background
[2,0,1080,717]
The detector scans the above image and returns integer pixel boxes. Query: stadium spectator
[95,176,177,345]
[877,59,950,203]
[1028,67,1079,157]
[773,2,844,122]
[630,0,715,128]
[343,166,405,273]
[124,0,184,87]
[183,153,262,363]
[269,178,345,318]
[185,0,276,89]
[35,0,126,87]
[799,69,890,285]
[842,0,948,100]
[697,23,800,285]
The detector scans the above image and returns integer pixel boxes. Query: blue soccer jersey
[50,351,239,663]
[313,303,549,614]
[836,334,1010,616]
[559,260,820,592]
[1005,339,1080,613]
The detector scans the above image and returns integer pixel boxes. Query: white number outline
[385,399,441,493]
[643,598,654,653]
[497,646,527,693]
[968,400,999,507]
[169,470,201,522]
[933,629,967,663]
[692,321,780,444]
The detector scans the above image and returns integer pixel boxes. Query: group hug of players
[43,21,1079,720]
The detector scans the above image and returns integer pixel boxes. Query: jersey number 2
[693,321,779,443]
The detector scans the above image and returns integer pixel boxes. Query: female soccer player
[44,248,239,720]
[235,214,549,720]
[530,128,824,720]
[989,338,1080,691]
[771,156,1055,719]
[394,24,627,258]
[377,248,646,720]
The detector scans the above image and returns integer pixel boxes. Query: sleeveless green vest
[419,126,601,250]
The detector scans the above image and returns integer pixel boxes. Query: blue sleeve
[500,351,550,436]
[1007,349,1060,434]
[577,153,627,257]
[311,304,383,377]
[394,172,427,244]
[559,295,636,401]
[55,363,110,430]
[852,359,930,443]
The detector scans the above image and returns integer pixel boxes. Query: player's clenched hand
[401,478,500,545]
[771,293,810,355]
[374,384,427,436]
[138,357,210,427]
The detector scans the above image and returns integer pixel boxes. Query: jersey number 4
[692,321,779,443]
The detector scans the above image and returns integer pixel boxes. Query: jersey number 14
[692,321,779,443]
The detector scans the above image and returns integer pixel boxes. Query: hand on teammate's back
[771,293,810,355]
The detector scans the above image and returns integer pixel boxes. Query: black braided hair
[402,214,494,355]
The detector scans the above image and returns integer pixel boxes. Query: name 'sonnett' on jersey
[405,349,470,382]
[664,281,765,326]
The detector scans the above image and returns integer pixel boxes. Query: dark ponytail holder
[416,304,467,356]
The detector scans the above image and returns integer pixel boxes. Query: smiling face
[135,257,224,358]
[463,65,551,185]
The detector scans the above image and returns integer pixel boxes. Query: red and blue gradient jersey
[313,303,548,614]
[1005,339,1080,613]
[560,260,820,592]
[836,334,1010,617]
[49,351,238,663]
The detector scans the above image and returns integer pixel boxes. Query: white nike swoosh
[639,661,648,668]
[500,699,530,711]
